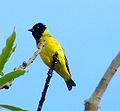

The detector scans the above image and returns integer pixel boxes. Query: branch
[84,52,120,111]
[1,40,46,89]
[37,52,58,111]
[16,40,46,69]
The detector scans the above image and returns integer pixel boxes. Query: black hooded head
[28,23,46,43]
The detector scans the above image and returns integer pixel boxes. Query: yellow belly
[37,36,70,80]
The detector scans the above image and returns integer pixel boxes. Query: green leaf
[0,104,28,111]
[0,69,26,88]
[0,72,4,76]
[0,29,16,76]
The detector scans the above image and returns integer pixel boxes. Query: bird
[28,23,76,91]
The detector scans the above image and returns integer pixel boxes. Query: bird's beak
[28,28,34,32]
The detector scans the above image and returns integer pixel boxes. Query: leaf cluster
[0,30,27,111]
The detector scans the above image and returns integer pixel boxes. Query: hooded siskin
[29,23,76,90]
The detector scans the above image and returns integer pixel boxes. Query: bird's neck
[42,28,49,36]
[36,28,51,45]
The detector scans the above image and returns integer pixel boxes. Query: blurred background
[0,0,120,111]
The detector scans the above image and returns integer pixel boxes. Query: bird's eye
[37,26,40,29]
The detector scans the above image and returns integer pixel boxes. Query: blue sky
[0,0,120,111]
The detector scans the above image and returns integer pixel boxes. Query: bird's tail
[65,78,76,91]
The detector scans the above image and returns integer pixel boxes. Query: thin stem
[37,52,58,111]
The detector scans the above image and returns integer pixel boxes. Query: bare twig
[16,40,46,69]
[84,52,120,111]
[1,40,46,89]
[37,52,58,111]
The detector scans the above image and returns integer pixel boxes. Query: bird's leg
[48,52,58,76]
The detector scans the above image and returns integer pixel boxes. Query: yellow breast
[37,35,70,80]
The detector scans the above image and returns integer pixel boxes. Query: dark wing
[62,47,76,91]
[62,47,71,76]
